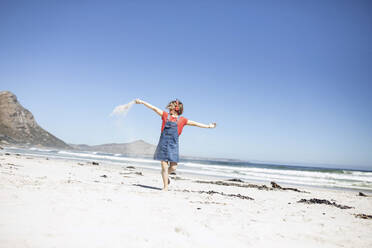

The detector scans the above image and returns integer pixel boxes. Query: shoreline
[3,149,372,194]
[4,145,372,173]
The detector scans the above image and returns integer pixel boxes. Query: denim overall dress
[153,115,179,163]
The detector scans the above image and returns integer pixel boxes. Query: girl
[135,99,216,191]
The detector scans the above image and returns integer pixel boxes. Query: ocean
[3,146,372,192]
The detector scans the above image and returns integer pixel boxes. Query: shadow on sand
[133,184,162,191]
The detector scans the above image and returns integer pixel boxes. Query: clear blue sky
[1,0,371,169]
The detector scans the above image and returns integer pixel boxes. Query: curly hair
[166,99,183,115]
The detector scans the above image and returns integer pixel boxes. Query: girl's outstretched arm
[187,120,217,129]
[135,99,163,116]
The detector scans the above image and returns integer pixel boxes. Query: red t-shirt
[161,112,188,136]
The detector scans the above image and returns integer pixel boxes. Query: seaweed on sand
[177,189,254,200]
[297,198,353,209]
[195,180,308,193]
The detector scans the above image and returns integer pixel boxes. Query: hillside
[70,140,156,157]
[0,91,70,149]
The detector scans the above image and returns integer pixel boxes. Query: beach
[1,152,371,248]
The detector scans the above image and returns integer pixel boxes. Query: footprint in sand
[174,226,190,237]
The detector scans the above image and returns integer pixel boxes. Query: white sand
[0,152,371,248]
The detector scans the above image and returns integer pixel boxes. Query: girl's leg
[161,161,169,190]
[168,162,178,174]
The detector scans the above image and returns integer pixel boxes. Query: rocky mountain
[70,140,156,157]
[0,91,70,149]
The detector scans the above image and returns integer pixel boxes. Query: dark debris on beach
[227,178,244,183]
[178,189,254,200]
[358,192,368,197]
[195,180,271,191]
[270,181,308,193]
[195,180,308,193]
[353,214,372,219]
[120,171,143,176]
[170,176,186,181]
[297,198,353,209]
